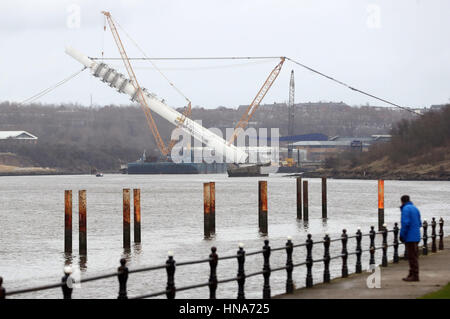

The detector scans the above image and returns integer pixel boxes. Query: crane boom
[101,11,170,155]
[228,57,285,145]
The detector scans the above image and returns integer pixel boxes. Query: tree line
[0,101,415,172]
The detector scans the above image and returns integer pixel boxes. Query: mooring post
[78,190,87,255]
[203,182,211,239]
[439,218,444,250]
[210,182,216,235]
[209,247,218,299]
[378,180,384,231]
[133,189,141,243]
[322,177,327,219]
[303,180,309,221]
[285,237,294,294]
[431,217,437,253]
[123,189,131,249]
[422,220,428,255]
[258,180,268,235]
[296,177,302,219]
[393,222,400,263]
[64,190,72,254]
[117,258,129,299]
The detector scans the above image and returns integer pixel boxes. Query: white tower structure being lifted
[65,46,248,163]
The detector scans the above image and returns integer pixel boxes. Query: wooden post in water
[322,177,327,219]
[204,183,211,239]
[296,177,302,219]
[378,180,384,231]
[78,190,87,255]
[209,182,216,235]
[64,190,72,254]
[133,189,141,243]
[303,180,309,221]
[258,180,268,235]
[123,189,131,248]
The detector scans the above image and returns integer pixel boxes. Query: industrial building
[293,135,391,162]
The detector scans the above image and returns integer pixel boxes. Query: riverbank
[275,236,450,299]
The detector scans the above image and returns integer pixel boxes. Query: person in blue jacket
[400,195,422,281]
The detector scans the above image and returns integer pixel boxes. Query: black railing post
[61,267,73,299]
[439,218,444,250]
[285,237,294,294]
[431,218,437,253]
[393,222,399,263]
[422,220,428,256]
[237,243,246,299]
[209,247,218,299]
[305,234,313,288]
[382,224,388,267]
[117,258,129,299]
[323,234,331,282]
[262,240,271,299]
[0,276,5,299]
[166,252,176,299]
[355,228,362,273]
[369,226,376,266]
[341,229,348,278]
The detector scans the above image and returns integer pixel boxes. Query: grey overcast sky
[0,0,449,109]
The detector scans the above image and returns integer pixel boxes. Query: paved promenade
[276,237,450,299]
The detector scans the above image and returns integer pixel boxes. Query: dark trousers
[405,242,419,279]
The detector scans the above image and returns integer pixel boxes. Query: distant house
[0,131,38,145]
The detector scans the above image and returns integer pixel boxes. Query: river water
[0,174,449,299]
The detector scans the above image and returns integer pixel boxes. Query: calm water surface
[0,174,449,298]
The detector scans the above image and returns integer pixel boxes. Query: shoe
[402,277,419,282]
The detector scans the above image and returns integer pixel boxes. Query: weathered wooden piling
[378,180,384,231]
[78,190,87,255]
[258,180,268,235]
[303,180,309,221]
[203,182,211,239]
[209,182,216,235]
[321,177,327,219]
[133,189,141,243]
[296,177,302,219]
[123,189,131,249]
[64,190,72,254]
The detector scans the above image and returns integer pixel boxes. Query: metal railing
[0,217,444,299]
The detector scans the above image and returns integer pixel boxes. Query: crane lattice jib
[228,57,285,145]
[102,11,169,156]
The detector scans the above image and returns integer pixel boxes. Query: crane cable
[18,67,87,105]
[285,57,422,116]
[93,55,422,116]
[113,20,191,105]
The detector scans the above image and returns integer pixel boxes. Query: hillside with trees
[0,101,415,173]
[323,105,450,180]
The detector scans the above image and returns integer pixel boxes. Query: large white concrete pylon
[65,46,248,163]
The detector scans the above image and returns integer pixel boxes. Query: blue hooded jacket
[400,201,422,243]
